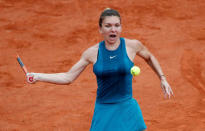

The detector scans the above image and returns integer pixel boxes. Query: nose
[111,26,116,32]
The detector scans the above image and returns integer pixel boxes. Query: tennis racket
[17,55,34,82]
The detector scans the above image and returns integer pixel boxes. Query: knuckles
[26,73,36,83]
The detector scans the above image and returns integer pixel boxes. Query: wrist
[33,73,40,81]
[160,75,166,80]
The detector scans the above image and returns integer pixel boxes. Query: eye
[115,24,121,27]
[105,24,111,28]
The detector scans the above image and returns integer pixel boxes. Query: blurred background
[0,0,205,130]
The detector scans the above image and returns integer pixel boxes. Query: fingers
[164,86,171,99]
[170,87,174,96]
[161,86,169,99]
[166,87,174,99]
[164,93,168,99]
[161,81,174,99]
[26,73,37,84]
[167,87,171,99]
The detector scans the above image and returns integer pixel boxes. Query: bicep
[68,57,89,75]
[65,45,97,82]
[66,56,90,82]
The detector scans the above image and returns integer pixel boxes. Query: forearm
[34,72,72,85]
[146,55,165,79]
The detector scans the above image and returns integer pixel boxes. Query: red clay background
[0,0,205,130]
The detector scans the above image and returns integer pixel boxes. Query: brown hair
[99,8,121,27]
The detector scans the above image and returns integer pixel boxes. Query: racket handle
[17,55,28,74]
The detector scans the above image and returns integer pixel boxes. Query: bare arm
[27,49,91,85]
[135,41,174,98]
[136,42,164,79]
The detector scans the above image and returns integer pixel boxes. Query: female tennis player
[27,8,173,131]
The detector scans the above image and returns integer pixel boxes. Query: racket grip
[17,56,28,74]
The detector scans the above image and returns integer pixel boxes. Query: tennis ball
[130,66,140,76]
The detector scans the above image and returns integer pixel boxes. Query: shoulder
[124,38,144,52]
[82,43,99,63]
[83,44,99,56]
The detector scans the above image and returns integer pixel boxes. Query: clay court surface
[0,0,205,130]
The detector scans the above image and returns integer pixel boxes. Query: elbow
[63,73,75,85]
[66,79,73,85]
[63,77,73,85]
[144,55,151,63]
[58,79,72,85]
[144,54,155,65]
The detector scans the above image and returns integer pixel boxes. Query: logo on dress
[110,55,117,59]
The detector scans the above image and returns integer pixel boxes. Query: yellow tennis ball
[130,66,140,76]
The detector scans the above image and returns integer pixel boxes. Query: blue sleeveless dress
[90,38,147,131]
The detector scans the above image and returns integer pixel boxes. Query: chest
[93,46,133,77]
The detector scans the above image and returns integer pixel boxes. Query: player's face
[100,16,122,44]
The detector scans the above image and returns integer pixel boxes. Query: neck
[104,38,120,51]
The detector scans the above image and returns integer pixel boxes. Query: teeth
[110,35,116,37]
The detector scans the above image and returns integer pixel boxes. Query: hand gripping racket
[17,55,34,82]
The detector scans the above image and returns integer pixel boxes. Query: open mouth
[109,34,117,38]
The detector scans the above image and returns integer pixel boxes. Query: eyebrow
[103,22,121,25]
